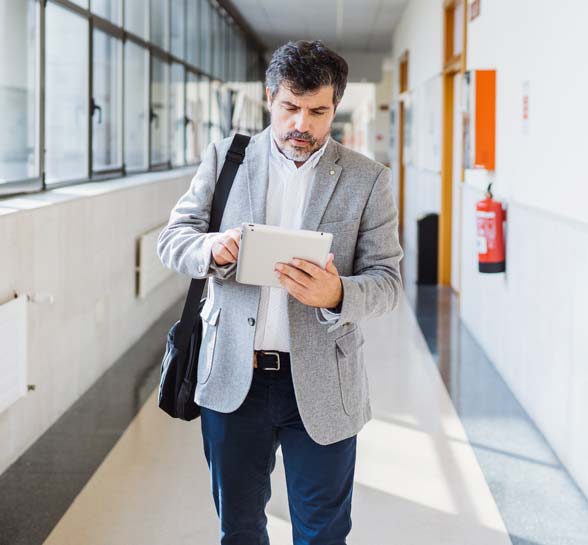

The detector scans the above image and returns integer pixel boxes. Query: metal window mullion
[88,16,93,179]
[39,0,47,190]
[183,65,187,165]
[168,0,172,55]
[148,52,152,168]
[183,0,187,63]
[120,24,126,174]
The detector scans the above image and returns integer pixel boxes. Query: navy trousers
[200,365,357,545]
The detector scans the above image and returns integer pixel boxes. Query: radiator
[136,225,174,298]
[0,294,27,414]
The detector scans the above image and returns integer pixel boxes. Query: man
[158,40,403,545]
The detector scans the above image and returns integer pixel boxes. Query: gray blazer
[157,126,403,445]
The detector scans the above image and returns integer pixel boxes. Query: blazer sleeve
[317,166,404,333]
[157,141,237,280]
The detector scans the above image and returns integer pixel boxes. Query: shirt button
[248,317,255,326]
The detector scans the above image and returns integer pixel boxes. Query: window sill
[0,166,196,218]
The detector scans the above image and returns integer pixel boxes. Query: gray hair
[265,40,349,106]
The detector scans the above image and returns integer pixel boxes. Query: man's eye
[312,111,326,116]
[285,107,298,112]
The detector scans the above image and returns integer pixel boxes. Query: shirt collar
[270,130,330,171]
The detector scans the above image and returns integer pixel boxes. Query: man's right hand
[211,227,241,266]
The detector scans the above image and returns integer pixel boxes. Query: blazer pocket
[335,328,366,416]
[197,303,221,385]
[318,218,359,233]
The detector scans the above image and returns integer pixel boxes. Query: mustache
[285,131,316,145]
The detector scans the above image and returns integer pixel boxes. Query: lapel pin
[329,170,335,175]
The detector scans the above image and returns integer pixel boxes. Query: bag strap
[174,133,251,350]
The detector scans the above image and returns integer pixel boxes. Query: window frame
[0,0,265,199]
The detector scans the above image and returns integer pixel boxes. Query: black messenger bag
[158,133,250,421]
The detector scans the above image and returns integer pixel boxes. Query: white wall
[391,0,588,499]
[0,171,191,476]
[461,0,588,498]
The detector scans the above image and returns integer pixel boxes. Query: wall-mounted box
[463,69,496,170]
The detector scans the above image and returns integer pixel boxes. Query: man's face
[266,83,336,163]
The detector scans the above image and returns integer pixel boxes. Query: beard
[275,129,330,162]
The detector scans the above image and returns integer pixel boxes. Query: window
[92,0,122,25]
[210,80,224,142]
[45,3,89,183]
[150,57,170,166]
[171,0,185,59]
[151,0,170,51]
[199,77,212,154]
[124,0,148,39]
[170,64,185,166]
[0,0,265,197]
[186,72,211,164]
[200,0,212,73]
[124,41,149,171]
[186,0,199,67]
[212,8,223,80]
[0,0,38,185]
[92,29,122,173]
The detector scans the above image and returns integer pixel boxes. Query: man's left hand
[275,253,342,309]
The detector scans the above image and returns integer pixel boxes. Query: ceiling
[228,0,409,80]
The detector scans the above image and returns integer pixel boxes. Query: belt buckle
[261,351,280,371]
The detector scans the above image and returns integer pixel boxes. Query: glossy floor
[1,284,586,544]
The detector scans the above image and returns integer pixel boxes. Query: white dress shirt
[209,131,341,351]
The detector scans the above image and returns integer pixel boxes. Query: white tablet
[236,223,333,288]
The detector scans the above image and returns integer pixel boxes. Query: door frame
[439,0,468,286]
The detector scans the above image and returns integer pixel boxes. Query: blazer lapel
[300,138,342,232]
[245,126,271,224]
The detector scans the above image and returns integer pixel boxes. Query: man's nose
[294,111,311,133]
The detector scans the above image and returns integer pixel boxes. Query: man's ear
[265,86,273,111]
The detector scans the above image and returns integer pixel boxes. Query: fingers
[275,263,312,288]
[288,258,325,278]
[212,230,240,264]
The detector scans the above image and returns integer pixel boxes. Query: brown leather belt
[253,350,291,371]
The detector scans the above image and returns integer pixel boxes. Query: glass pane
[199,77,211,154]
[151,0,169,51]
[69,0,89,8]
[170,64,185,166]
[124,0,148,39]
[227,21,235,83]
[0,0,37,183]
[210,80,223,142]
[186,0,199,67]
[171,0,185,59]
[237,30,246,82]
[212,9,223,79]
[200,0,212,73]
[91,0,121,25]
[124,42,148,171]
[93,30,122,171]
[186,73,198,163]
[45,3,89,183]
[150,58,170,165]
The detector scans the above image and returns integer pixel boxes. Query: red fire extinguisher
[476,183,506,273]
